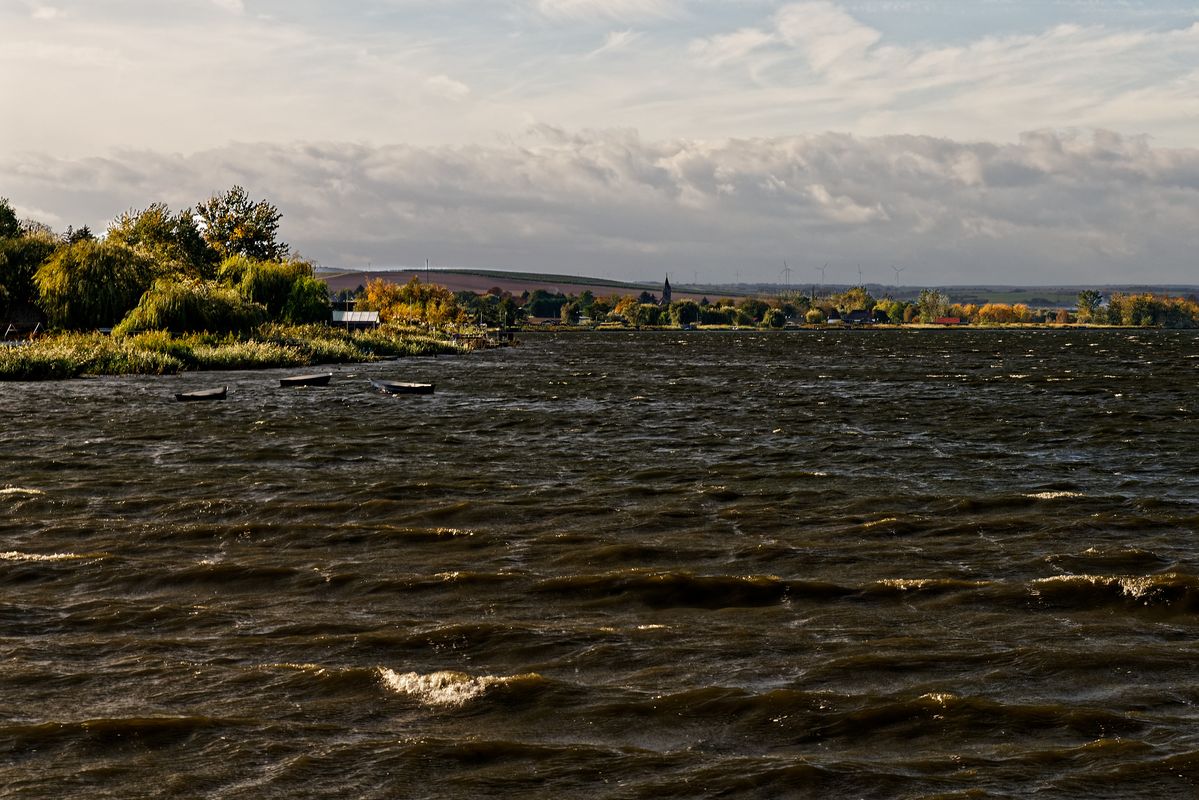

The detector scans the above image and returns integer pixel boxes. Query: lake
[2,329,1198,798]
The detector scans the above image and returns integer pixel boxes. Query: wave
[1029,573,1199,611]
[0,486,44,497]
[0,551,98,562]
[377,668,544,708]
[0,715,249,752]
[532,570,801,609]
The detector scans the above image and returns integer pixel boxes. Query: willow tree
[35,240,154,329]
[218,255,324,320]
[0,226,57,319]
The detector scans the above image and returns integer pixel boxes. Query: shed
[332,310,380,329]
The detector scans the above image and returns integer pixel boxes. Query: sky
[1,0,1197,285]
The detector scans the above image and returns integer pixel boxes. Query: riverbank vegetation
[0,192,471,379]
[0,325,468,381]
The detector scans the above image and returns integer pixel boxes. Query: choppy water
[2,330,1198,798]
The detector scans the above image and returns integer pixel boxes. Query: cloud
[534,0,681,23]
[424,74,471,100]
[775,1,882,72]
[3,128,1195,284]
[210,0,244,13]
[588,29,643,58]
[1,2,1197,156]
[29,5,62,20]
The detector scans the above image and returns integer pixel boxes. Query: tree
[107,203,218,278]
[525,289,566,318]
[283,275,332,324]
[917,288,950,323]
[560,301,580,324]
[805,308,825,324]
[35,240,155,329]
[62,225,95,244]
[0,198,21,239]
[589,298,611,323]
[832,285,875,314]
[113,277,267,335]
[669,300,700,326]
[763,308,786,328]
[1076,290,1102,323]
[360,276,462,327]
[220,256,319,319]
[736,297,770,323]
[195,186,288,261]
[0,231,57,317]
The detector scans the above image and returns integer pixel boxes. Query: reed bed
[0,324,475,380]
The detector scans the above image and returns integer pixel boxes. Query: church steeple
[661,275,672,306]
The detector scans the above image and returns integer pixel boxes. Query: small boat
[370,379,434,395]
[280,372,332,387]
[175,386,227,402]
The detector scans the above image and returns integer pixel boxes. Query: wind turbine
[780,260,793,293]
[891,264,906,294]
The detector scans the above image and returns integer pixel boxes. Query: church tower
[661,275,672,306]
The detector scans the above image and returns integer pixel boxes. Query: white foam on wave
[1031,574,1181,600]
[377,668,539,708]
[0,551,89,562]
[0,487,44,497]
[1025,491,1085,500]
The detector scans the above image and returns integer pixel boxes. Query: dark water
[2,330,1198,798]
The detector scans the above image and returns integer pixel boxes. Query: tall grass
[0,323,476,380]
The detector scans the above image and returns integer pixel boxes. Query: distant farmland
[317,268,724,301]
[318,268,1198,308]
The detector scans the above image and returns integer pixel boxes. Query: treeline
[0,189,329,336]
[337,278,1199,330]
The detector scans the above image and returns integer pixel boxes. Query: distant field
[318,268,1197,308]
[317,268,725,302]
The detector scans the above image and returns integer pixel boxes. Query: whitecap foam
[0,551,86,562]
[1030,574,1177,601]
[0,487,44,497]
[377,668,540,708]
[1025,491,1085,500]
[920,692,958,706]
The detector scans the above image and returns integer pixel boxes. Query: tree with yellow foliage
[361,276,464,327]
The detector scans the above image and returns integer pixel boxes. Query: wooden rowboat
[369,379,434,395]
[175,386,227,402]
[280,372,333,387]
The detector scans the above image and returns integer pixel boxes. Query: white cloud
[589,29,643,58]
[775,1,882,72]
[534,0,681,23]
[30,5,62,20]
[689,27,775,67]
[210,0,244,13]
[425,74,471,100]
[3,128,1195,284]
